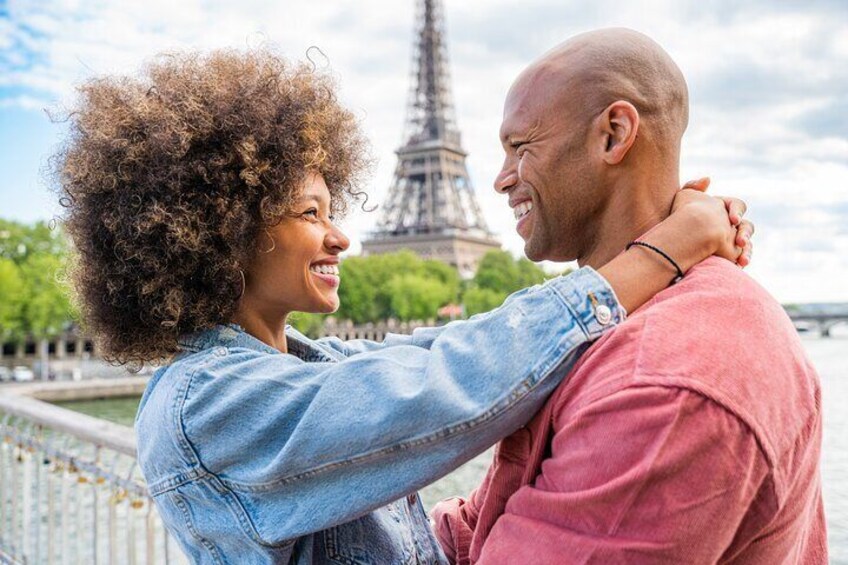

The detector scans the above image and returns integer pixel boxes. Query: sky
[1,0,846,303]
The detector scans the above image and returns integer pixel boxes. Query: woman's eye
[328,214,336,222]
[303,208,319,218]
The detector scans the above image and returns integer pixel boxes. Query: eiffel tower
[361,0,501,278]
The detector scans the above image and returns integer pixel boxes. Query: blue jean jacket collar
[177,323,342,363]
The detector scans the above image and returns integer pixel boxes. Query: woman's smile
[309,260,341,288]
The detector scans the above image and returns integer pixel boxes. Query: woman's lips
[311,271,340,288]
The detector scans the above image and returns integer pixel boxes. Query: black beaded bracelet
[626,241,685,285]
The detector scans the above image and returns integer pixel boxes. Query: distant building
[361,0,501,278]
[1,328,96,374]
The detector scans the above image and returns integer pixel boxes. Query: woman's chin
[316,296,340,314]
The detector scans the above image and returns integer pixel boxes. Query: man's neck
[578,174,679,269]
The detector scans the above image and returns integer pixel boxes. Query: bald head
[496,29,692,265]
[515,28,689,154]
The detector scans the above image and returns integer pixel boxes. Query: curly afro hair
[53,48,370,366]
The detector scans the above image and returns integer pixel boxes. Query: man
[432,28,826,563]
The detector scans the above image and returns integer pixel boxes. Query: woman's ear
[598,101,640,165]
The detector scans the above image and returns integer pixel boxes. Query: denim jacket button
[407,494,417,506]
[594,304,612,325]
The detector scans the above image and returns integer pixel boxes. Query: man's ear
[597,101,639,165]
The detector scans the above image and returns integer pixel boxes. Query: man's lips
[510,197,534,238]
[516,211,533,239]
[512,200,533,221]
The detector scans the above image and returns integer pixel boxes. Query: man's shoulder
[633,257,810,381]
[646,256,784,321]
[557,257,820,466]
[636,256,797,361]
[564,258,790,380]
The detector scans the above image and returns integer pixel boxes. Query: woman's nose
[326,225,350,253]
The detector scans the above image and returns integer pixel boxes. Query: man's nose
[494,164,518,194]
[325,224,350,253]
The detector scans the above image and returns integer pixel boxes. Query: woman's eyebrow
[296,194,322,206]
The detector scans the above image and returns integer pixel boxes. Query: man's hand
[676,177,754,267]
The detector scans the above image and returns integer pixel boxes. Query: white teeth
[513,201,533,220]
[310,264,339,276]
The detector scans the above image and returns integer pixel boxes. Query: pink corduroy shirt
[432,257,827,564]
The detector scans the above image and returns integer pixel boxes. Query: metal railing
[0,387,187,564]
[322,318,433,342]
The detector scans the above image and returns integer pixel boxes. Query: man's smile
[512,200,533,220]
[510,198,535,238]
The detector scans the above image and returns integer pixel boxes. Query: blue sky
[1,0,847,302]
[0,107,63,220]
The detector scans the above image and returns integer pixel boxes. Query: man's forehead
[499,91,527,140]
[500,64,574,139]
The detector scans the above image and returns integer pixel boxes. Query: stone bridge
[786,308,848,337]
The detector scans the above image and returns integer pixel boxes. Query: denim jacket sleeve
[314,325,449,356]
[315,279,573,357]
[175,268,623,543]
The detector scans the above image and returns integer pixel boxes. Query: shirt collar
[178,323,337,362]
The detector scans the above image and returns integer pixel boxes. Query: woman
[54,49,752,564]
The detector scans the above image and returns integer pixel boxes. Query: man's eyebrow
[499,119,514,141]
[501,130,521,145]
[501,122,540,145]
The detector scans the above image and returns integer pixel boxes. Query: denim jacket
[135,268,624,564]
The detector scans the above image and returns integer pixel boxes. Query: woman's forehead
[295,172,331,201]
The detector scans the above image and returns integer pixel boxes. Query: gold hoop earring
[237,269,246,300]
[260,229,276,254]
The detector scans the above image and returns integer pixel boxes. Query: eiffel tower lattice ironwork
[361,0,501,278]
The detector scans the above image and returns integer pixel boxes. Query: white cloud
[1,0,846,302]
[0,93,47,110]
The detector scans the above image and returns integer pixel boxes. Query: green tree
[387,275,454,321]
[0,258,26,341]
[421,259,461,292]
[335,255,385,323]
[19,253,73,338]
[1,220,76,365]
[462,287,508,317]
[0,219,66,264]
[473,250,548,295]
[336,250,459,323]
[18,252,74,378]
[288,312,327,339]
[461,250,558,316]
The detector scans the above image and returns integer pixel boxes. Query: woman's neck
[232,301,289,353]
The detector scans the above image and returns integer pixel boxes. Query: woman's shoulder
[135,339,288,441]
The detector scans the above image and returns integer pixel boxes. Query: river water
[58,335,848,561]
